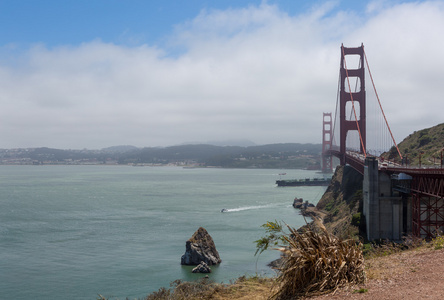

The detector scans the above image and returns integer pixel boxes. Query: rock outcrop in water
[181,227,221,266]
[293,198,304,208]
[293,197,316,219]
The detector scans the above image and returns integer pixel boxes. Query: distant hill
[0,143,322,168]
[181,139,256,147]
[101,145,139,153]
[117,143,322,168]
[205,139,257,147]
[382,123,444,166]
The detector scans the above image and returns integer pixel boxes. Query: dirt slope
[311,247,444,300]
[212,247,444,300]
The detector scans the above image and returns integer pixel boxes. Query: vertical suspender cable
[363,46,403,160]
[332,66,341,149]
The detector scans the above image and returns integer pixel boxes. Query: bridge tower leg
[339,44,366,164]
[363,156,379,240]
[322,112,333,172]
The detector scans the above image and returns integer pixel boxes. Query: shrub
[145,276,272,300]
[145,287,171,300]
[433,235,444,250]
[351,213,361,227]
[254,220,286,256]
[419,135,432,147]
[362,241,401,258]
[270,220,365,299]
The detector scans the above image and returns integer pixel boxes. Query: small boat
[221,208,228,213]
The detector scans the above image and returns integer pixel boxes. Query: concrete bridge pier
[363,157,411,241]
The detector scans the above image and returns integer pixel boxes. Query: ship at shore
[276,177,331,187]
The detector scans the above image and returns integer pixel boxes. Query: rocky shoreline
[292,197,327,222]
[268,197,329,270]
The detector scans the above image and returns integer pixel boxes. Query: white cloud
[0,1,443,149]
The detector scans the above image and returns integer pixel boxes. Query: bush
[362,235,424,259]
[351,213,361,227]
[433,235,444,250]
[145,276,273,300]
[419,135,432,147]
[254,220,286,256]
[269,220,365,299]
[146,278,221,300]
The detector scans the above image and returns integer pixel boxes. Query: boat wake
[221,204,273,213]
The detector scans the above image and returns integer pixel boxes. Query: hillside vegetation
[314,123,444,242]
[315,165,364,239]
[383,123,444,166]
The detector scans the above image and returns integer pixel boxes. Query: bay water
[0,165,327,299]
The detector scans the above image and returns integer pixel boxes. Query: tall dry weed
[272,220,365,299]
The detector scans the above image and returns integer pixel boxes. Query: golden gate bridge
[322,44,444,240]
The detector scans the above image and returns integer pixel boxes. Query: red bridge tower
[339,44,366,164]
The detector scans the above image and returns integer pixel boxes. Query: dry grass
[271,220,365,299]
[144,220,365,300]
[100,234,444,300]
[144,275,275,300]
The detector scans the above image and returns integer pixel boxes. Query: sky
[0,0,443,150]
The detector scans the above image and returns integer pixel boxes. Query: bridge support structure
[328,44,444,241]
[412,194,444,239]
[363,157,410,240]
[339,44,366,164]
[322,112,333,173]
[410,175,444,239]
[363,157,379,240]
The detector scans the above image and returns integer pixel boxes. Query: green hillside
[383,123,444,166]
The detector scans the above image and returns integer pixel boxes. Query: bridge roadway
[324,43,444,238]
[326,149,444,199]
[326,149,444,239]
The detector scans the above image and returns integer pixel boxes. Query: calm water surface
[0,165,327,299]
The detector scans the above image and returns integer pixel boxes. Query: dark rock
[293,198,303,208]
[192,261,212,273]
[181,227,222,265]
[268,258,284,269]
[294,203,303,209]
[293,198,316,210]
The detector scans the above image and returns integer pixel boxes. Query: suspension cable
[363,46,403,160]
[332,64,341,148]
[342,45,367,157]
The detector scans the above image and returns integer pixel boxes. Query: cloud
[0,1,443,149]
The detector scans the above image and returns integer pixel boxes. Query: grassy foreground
[97,231,444,300]
[133,236,442,300]
[136,229,444,300]
[102,221,367,300]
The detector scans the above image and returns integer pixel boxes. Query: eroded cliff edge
[306,165,365,239]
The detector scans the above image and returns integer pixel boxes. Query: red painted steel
[412,193,444,239]
[329,44,444,239]
[339,44,366,164]
[410,173,444,238]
